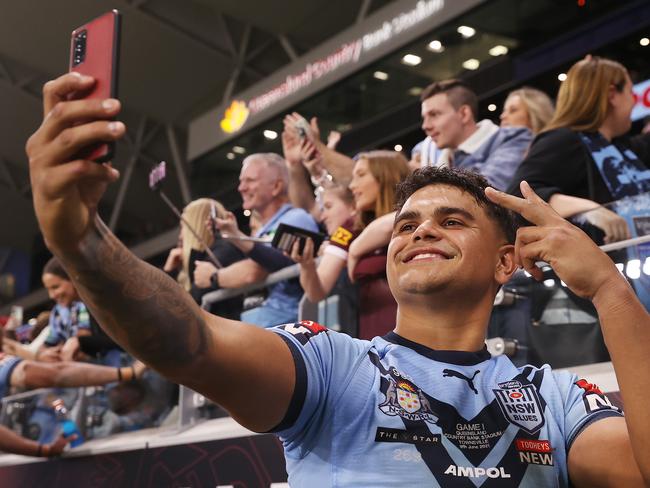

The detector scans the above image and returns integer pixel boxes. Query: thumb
[310,117,320,134]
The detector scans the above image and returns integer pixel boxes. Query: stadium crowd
[0,54,649,488]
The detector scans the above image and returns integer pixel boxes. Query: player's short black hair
[394,167,520,243]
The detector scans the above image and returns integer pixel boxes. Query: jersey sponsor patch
[494,384,545,434]
[375,427,441,446]
[575,379,622,414]
[443,464,511,479]
[329,226,353,248]
[442,368,480,394]
[278,321,328,345]
[515,439,554,466]
[378,367,436,424]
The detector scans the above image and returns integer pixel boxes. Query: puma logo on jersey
[443,369,480,394]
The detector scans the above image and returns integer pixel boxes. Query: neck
[258,197,289,224]
[394,291,494,351]
[598,123,615,142]
[452,121,478,150]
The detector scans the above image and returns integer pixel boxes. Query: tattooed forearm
[59,216,210,379]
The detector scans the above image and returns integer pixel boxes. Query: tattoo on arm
[61,216,210,378]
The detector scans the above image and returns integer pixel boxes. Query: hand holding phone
[272,223,325,257]
[209,203,221,239]
[69,10,121,162]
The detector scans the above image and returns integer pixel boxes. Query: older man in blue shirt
[195,153,319,327]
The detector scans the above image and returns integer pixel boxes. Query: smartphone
[69,10,121,162]
[294,118,310,139]
[271,223,326,256]
[210,203,221,239]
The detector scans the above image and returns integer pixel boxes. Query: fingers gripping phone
[69,10,121,162]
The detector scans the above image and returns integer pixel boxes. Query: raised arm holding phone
[26,58,650,487]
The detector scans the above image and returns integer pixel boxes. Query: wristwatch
[210,270,220,289]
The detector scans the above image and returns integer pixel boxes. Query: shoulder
[279,206,319,231]
[532,127,582,148]
[495,126,533,143]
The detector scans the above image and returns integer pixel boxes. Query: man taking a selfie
[25,72,650,486]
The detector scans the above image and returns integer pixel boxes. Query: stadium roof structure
[0,0,392,254]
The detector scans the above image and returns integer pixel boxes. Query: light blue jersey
[271,322,622,487]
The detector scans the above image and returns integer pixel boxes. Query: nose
[411,219,441,242]
[238,181,246,193]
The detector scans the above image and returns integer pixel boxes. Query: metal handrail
[200,263,302,308]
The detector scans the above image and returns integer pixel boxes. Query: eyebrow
[394,206,476,228]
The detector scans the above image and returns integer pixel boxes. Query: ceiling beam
[216,13,237,57]
[127,3,263,81]
[0,60,13,84]
[166,125,191,205]
[356,0,373,23]
[109,116,147,230]
[221,23,252,103]
[278,35,298,61]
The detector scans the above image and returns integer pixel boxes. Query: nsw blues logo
[379,367,436,423]
[494,383,545,434]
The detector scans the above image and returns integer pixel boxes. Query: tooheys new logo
[515,439,554,466]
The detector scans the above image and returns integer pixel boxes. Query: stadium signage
[220,0,442,132]
[189,0,484,159]
[632,78,650,122]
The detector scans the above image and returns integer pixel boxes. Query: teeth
[411,253,445,261]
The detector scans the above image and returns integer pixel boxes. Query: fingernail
[70,71,82,78]
[102,99,119,111]
[108,121,124,133]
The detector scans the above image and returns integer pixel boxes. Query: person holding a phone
[193,153,319,327]
[26,70,650,486]
[287,183,359,334]
[163,198,245,320]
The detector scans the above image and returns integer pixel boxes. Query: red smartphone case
[69,10,121,162]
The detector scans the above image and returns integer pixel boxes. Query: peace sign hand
[485,181,625,301]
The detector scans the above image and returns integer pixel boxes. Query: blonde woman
[507,56,649,244]
[500,87,554,134]
[163,198,245,318]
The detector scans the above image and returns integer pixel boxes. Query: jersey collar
[382,332,491,365]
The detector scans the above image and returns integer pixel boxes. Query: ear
[607,84,615,102]
[459,105,474,125]
[494,244,518,285]
[271,178,284,198]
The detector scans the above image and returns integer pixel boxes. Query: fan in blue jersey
[27,72,650,487]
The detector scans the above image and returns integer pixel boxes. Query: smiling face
[321,189,355,235]
[237,158,279,213]
[349,158,380,213]
[42,273,78,307]
[421,94,468,150]
[387,184,512,302]
[500,95,531,129]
